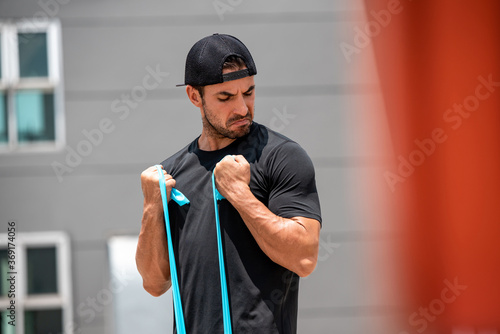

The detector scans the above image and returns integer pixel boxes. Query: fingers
[233,155,248,164]
[223,155,248,167]
[154,166,175,188]
[164,177,176,189]
[222,155,236,162]
[141,166,176,200]
[153,167,175,190]
[215,156,234,171]
[162,169,174,182]
[142,166,172,182]
[220,155,247,164]
[215,155,250,176]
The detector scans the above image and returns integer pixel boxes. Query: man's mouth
[231,118,250,127]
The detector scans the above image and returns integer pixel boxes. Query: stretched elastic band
[155,165,188,334]
[212,172,233,333]
[155,164,232,333]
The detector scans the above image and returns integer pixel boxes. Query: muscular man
[136,33,322,333]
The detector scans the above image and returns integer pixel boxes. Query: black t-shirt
[161,122,322,334]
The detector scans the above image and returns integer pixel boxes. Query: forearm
[226,186,320,277]
[135,201,171,296]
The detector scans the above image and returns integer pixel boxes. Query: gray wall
[0,0,399,333]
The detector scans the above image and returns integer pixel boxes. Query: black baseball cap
[176,33,257,87]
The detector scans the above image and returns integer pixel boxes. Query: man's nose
[233,93,249,115]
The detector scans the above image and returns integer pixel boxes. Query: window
[108,236,173,333]
[0,232,72,334]
[0,19,64,152]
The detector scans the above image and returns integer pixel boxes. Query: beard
[201,100,253,139]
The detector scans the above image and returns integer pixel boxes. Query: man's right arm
[135,166,175,297]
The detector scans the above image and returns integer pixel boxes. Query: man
[136,33,322,333]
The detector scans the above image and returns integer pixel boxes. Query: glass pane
[0,249,11,297]
[0,92,6,143]
[15,90,55,143]
[18,32,48,78]
[0,33,2,79]
[1,311,16,334]
[27,247,57,294]
[25,309,62,334]
[0,251,16,333]
[108,236,173,334]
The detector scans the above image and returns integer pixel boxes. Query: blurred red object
[364,0,500,332]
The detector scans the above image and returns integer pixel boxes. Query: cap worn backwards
[177,33,257,87]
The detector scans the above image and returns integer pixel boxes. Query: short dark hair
[222,55,247,72]
[193,56,247,98]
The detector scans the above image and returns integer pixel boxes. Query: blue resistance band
[155,165,189,334]
[211,172,233,334]
[155,165,232,333]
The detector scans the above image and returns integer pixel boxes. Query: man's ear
[186,85,203,108]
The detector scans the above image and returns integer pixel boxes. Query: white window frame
[0,18,65,152]
[0,23,9,89]
[0,231,73,334]
[0,22,11,146]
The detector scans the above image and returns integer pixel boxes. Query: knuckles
[165,178,176,189]
[141,169,158,184]
[141,166,174,186]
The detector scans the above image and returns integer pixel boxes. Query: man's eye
[218,97,230,102]
[244,92,253,96]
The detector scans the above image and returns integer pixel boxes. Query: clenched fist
[213,155,251,200]
[141,165,176,205]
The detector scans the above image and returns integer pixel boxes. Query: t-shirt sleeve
[266,141,322,224]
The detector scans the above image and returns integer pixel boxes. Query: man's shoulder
[250,122,296,149]
[243,123,313,174]
[252,122,305,156]
[159,139,197,171]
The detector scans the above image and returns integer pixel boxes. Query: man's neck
[197,131,236,151]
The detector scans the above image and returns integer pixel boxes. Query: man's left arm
[214,154,321,277]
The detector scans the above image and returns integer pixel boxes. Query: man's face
[200,72,255,139]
